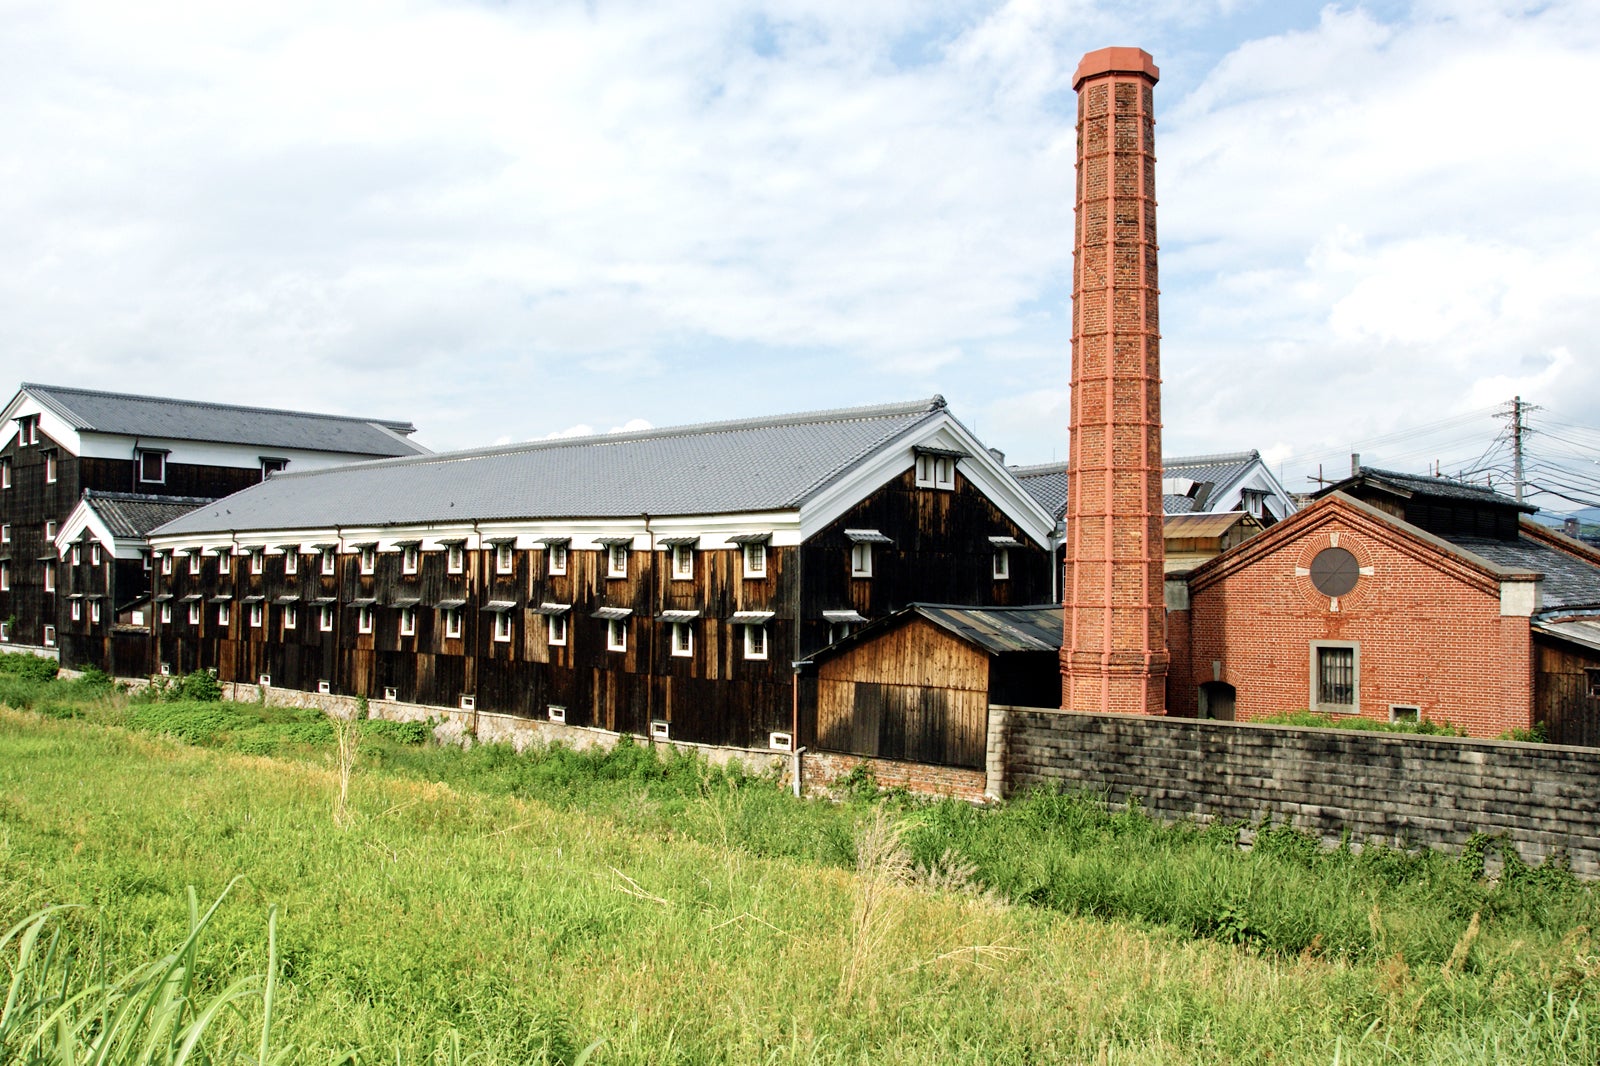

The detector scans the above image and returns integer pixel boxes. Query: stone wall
[802,749,987,801]
[992,705,1600,876]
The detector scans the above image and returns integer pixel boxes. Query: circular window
[1309,547,1359,597]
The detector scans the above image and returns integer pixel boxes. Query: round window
[1309,546,1359,597]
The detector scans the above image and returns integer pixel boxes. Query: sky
[2,0,1597,507]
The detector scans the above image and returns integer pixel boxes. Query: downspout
[470,520,481,737]
[643,513,654,741]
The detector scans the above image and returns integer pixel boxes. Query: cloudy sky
[2,0,1597,504]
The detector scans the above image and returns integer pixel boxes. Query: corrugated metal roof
[21,383,426,457]
[153,397,948,535]
[1164,513,1256,539]
[912,604,1063,654]
[81,491,214,539]
[1534,618,1600,653]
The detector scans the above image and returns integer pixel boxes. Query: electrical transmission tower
[1495,395,1540,503]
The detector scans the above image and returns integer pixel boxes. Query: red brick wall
[801,750,986,801]
[1175,498,1534,737]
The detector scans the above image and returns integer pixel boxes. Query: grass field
[1,668,1598,1063]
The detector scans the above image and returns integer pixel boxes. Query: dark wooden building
[146,397,1057,751]
[800,603,1062,769]
[0,383,426,658]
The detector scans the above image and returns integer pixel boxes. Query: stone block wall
[993,705,1600,876]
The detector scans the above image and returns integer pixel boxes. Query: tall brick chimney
[1061,47,1169,714]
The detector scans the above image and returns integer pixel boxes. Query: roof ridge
[82,489,217,506]
[1008,461,1068,475]
[242,395,950,484]
[1165,450,1260,466]
[21,382,417,434]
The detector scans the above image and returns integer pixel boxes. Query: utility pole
[1496,396,1539,503]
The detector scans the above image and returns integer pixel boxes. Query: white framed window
[0,457,9,487]
[384,686,398,701]
[188,550,200,575]
[359,547,376,575]
[92,544,101,566]
[914,452,957,490]
[250,603,263,628]
[90,601,100,624]
[160,552,173,575]
[548,613,568,647]
[607,543,629,578]
[444,608,463,639]
[459,694,476,711]
[283,605,297,630]
[548,705,567,723]
[283,551,298,575]
[495,543,514,575]
[402,545,419,575]
[400,607,416,637]
[218,553,231,575]
[607,618,628,652]
[44,450,57,484]
[743,625,768,660]
[70,544,80,566]
[42,624,55,647]
[159,662,171,676]
[20,416,38,446]
[319,680,332,695]
[319,605,334,632]
[993,548,1010,580]
[494,611,512,642]
[217,602,231,626]
[141,551,151,571]
[650,719,670,739]
[45,520,57,540]
[670,621,693,657]
[260,457,288,478]
[851,542,873,577]
[188,603,201,625]
[259,674,271,687]
[70,600,81,621]
[548,543,568,576]
[0,561,8,591]
[138,450,166,484]
[743,542,767,578]
[1,620,9,641]
[160,602,172,624]
[249,551,263,575]
[321,548,335,576]
[43,562,55,592]
[447,545,464,574]
[1310,641,1359,714]
[358,606,374,634]
[769,731,793,752]
[671,545,693,580]
[0,524,9,543]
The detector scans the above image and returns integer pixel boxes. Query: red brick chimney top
[1073,46,1159,91]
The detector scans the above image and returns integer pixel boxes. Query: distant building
[0,383,426,653]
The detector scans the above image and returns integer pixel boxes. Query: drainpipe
[643,513,654,740]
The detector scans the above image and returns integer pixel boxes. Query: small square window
[671,621,693,657]
[744,625,768,660]
[384,686,398,701]
[494,611,512,642]
[358,606,374,634]
[402,546,419,575]
[460,695,476,711]
[138,450,165,484]
[321,549,336,576]
[1390,704,1421,724]
[359,547,376,575]
[607,618,628,652]
[219,553,231,575]
[188,603,201,625]
[447,545,464,574]
[250,603,263,628]
[548,543,568,576]
[283,605,297,630]
[993,548,1010,580]
[261,457,288,478]
[548,705,567,723]
[400,607,417,637]
[650,719,670,739]
[45,520,57,540]
[743,542,767,578]
[42,624,55,647]
[548,613,568,647]
[259,673,272,687]
[496,543,514,575]
[319,605,335,632]
[444,608,463,639]
[671,545,693,580]
[284,551,298,575]
[769,731,793,752]
[1,524,9,543]
[217,602,231,626]
[851,542,873,577]
[160,662,172,676]
[607,543,629,578]
[319,680,333,695]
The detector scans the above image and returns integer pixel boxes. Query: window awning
[68,593,84,599]
[207,546,232,555]
[531,602,572,616]
[844,529,893,544]
[238,544,265,555]
[822,609,867,624]
[308,543,338,551]
[179,593,204,603]
[85,593,105,600]
[659,610,701,622]
[988,535,1024,548]
[595,536,635,547]
[308,596,338,605]
[481,600,518,613]
[153,593,174,602]
[728,532,771,545]
[37,553,59,561]
[241,595,266,603]
[435,538,468,547]
[730,610,775,624]
[347,541,378,551]
[484,536,517,546]
[349,596,379,607]
[208,595,232,603]
[535,536,571,546]
[435,598,468,610]
[391,539,423,548]
[274,544,302,554]
[275,594,301,605]
[658,536,699,548]
[592,606,633,620]
[390,595,422,608]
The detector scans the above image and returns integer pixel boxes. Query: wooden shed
[800,604,1061,769]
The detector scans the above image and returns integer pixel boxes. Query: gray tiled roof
[154,397,950,535]
[1315,467,1537,513]
[21,383,426,457]
[1012,451,1263,520]
[82,491,215,538]
[1448,535,1600,612]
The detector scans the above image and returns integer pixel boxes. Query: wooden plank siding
[1535,636,1600,747]
[814,619,992,768]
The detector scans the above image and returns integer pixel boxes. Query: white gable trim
[0,390,85,456]
[54,499,146,560]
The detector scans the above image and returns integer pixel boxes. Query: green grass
[1,683,1598,1063]
[1256,710,1467,736]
